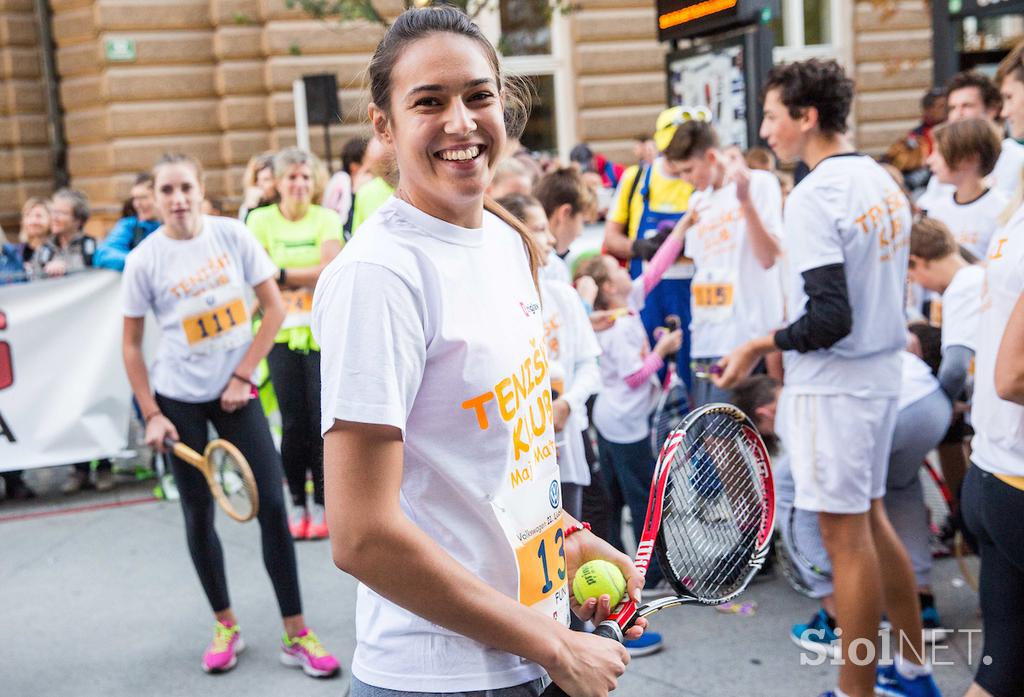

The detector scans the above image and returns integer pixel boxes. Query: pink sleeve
[642,232,684,296]
[624,351,664,389]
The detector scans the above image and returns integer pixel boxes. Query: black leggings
[266,344,323,507]
[156,393,302,617]
[962,465,1024,697]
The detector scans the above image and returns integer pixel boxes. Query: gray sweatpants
[351,676,549,697]
[778,387,952,595]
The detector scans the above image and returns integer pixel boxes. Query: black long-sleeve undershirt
[774,263,853,353]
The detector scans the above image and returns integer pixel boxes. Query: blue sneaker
[791,608,840,659]
[624,631,663,657]
[875,664,942,697]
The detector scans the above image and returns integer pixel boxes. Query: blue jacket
[93,217,161,271]
[1,243,26,285]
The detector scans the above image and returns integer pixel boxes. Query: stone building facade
[1,0,933,236]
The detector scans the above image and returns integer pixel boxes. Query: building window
[479,1,576,158]
[770,0,841,62]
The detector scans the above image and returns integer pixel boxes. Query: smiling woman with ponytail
[311,6,646,697]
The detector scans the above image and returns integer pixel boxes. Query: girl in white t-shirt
[121,154,339,678]
[923,118,1010,259]
[311,8,645,697]
[962,203,1024,697]
[575,217,688,591]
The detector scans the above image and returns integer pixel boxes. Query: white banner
[0,271,133,471]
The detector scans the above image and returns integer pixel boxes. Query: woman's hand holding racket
[544,631,630,697]
[144,414,179,454]
[542,404,775,697]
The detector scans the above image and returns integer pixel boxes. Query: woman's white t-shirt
[971,208,1024,477]
[540,278,601,486]
[684,170,785,358]
[312,197,568,692]
[941,264,985,353]
[122,215,277,402]
[592,281,660,443]
[899,351,940,411]
[919,188,1009,260]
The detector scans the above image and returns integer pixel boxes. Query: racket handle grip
[594,621,625,643]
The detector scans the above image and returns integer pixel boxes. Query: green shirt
[351,177,395,233]
[247,203,342,349]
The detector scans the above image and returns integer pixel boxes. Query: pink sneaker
[306,504,329,540]
[280,628,341,678]
[289,506,309,540]
[202,621,245,673]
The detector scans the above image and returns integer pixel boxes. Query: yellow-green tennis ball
[572,560,627,607]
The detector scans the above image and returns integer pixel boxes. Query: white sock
[895,652,932,679]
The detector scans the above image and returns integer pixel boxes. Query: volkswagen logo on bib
[548,480,560,509]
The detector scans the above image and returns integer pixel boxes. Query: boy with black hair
[667,120,784,406]
[714,59,939,697]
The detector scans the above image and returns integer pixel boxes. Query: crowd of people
[3,6,1024,696]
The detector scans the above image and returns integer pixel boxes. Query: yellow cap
[653,105,713,152]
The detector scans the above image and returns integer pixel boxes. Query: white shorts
[777,390,898,514]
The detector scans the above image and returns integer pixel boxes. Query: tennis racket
[650,315,687,458]
[164,438,259,522]
[542,403,775,696]
[920,460,976,590]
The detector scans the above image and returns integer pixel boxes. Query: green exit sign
[104,38,136,62]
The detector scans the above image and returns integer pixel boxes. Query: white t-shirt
[899,351,940,411]
[684,170,784,358]
[540,279,601,486]
[540,251,571,284]
[781,154,911,397]
[941,264,985,353]
[122,216,276,402]
[919,188,1009,259]
[990,138,1024,196]
[592,281,659,443]
[918,138,1024,207]
[312,198,569,691]
[970,208,1024,476]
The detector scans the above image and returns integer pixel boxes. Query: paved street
[1,470,981,697]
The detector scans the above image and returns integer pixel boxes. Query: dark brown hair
[945,71,1002,112]
[933,117,1002,175]
[575,254,614,310]
[533,167,594,218]
[729,375,780,453]
[663,120,719,162]
[495,192,543,225]
[367,6,539,286]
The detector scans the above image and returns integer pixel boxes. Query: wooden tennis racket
[165,438,259,522]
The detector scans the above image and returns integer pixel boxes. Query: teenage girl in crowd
[238,152,279,223]
[576,211,687,587]
[247,147,342,541]
[921,118,1007,260]
[122,153,339,679]
[962,197,1024,697]
[313,8,645,696]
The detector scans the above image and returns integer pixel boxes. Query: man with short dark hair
[714,59,939,697]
